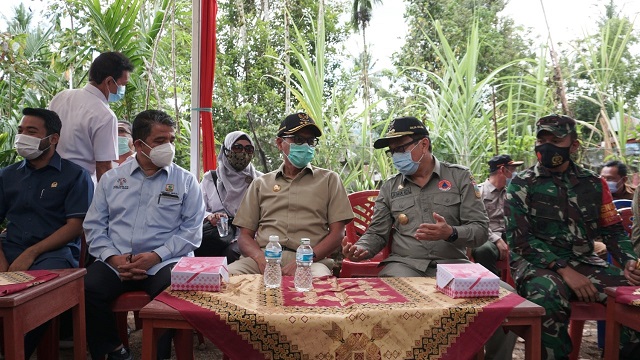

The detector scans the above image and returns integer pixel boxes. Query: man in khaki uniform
[473,155,523,276]
[342,116,516,360]
[343,116,489,275]
[231,112,353,277]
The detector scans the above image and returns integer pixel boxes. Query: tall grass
[403,20,522,175]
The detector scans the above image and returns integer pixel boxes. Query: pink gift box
[171,257,229,292]
[436,263,499,298]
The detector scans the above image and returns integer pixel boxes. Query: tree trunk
[362,27,372,166]
[284,0,290,113]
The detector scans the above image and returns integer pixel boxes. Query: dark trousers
[85,261,175,359]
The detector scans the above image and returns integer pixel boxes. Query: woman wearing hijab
[196,131,263,263]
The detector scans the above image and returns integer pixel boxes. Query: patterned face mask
[227,151,253,171]
[535,143,570,169]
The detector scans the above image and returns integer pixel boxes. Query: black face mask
[535,143,571,168]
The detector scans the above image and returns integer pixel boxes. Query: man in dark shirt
[0,107,93,358]
[600,160,635,200]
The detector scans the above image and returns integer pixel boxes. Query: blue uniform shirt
[0,152,94,267]
[83,157,204,275]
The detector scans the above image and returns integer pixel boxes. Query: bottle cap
[269,235,280,242]
[301,238,310,244]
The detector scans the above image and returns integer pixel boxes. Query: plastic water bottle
[264,235,282,289]
[294,238,314,292]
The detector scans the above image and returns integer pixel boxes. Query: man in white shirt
[49,52,134,184]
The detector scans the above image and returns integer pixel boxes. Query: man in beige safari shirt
[231,112,353,277]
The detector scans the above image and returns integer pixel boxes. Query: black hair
[22,107,61,136]
[131,110,176,142]
[604,160,628,177]
[89,52,134,84]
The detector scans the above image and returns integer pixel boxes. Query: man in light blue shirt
[83,109,204,360]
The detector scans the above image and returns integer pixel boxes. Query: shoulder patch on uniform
[471,178,481,199]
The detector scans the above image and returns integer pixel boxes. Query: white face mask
[14,134,51,160]
[141,141,175,168]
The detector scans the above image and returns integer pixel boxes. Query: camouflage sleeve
[632,187,640,256]
[598,177,637,264]
[505,177,559,268]
[355,180,393,258]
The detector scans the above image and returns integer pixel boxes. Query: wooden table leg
[174,329,194,360]
[72,292,87,360]
[526,317,542,360]
[604,301,621,360]
[142,319,158,360]
[3,313,25,360]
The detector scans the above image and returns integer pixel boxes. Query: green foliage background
[1,0,640,189]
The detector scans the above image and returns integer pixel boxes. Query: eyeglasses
[281,135,319,146]
[228,144,255,154]
[385,138,423,155]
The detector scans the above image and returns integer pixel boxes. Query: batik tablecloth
[156,275,524,360]
[0,270,59,296]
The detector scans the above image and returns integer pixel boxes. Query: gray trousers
[471,240,500,276]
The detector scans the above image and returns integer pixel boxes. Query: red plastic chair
[494,251,515,287]
[112,291,152,350]
[339,190,392,278]
[618,207,633,237]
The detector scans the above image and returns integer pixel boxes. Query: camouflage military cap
[536,114,576,138]
[373,116,429,149]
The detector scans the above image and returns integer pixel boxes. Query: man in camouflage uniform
[506,114,640,359]
[342,116,516,360]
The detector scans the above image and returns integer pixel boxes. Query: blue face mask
[118,136,131,155]
[287,143,315,168]
[108,78,126,102]
[607,180,619,194]
[392,152,419,176]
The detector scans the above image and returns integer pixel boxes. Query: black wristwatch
[446,226,458,242]
[550,259,568,272]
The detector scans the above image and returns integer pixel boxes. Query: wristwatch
[446,226,458,242]
[550,259,568,272]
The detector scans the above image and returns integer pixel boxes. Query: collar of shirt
[275,161,314,179]
[533,161,593,187]
[83,83,108,104]
[126,156,171,178]
[17,151,63,172]
[482,179,501,193]
[400,155,440,185]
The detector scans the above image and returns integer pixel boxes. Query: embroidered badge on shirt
[165,184,174,192]
[438,180,452,191]
[113,178,129,190]
[51,182,58,188]
[273,184,281,192]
